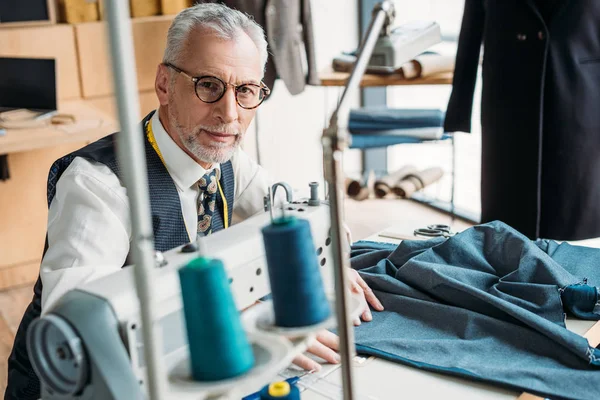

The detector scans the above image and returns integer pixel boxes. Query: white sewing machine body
[104,199,334,379]
[27,199,335,399]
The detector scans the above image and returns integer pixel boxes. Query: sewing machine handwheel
[27,314,89,396]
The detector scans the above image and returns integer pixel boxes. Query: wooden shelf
[0,101,116,155]
[318,70,453,87]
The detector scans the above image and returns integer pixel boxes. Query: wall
[242,0,360,199]
[355,0,482,215]
[0,1,361,289]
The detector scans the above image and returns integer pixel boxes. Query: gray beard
[183,132,239,164]
[169,109,241,164]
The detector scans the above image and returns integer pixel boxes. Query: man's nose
[213,87,239,124]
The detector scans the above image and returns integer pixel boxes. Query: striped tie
[197,168,219,236]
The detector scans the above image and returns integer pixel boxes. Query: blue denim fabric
[349,133,452,150]
[348,108,445,131]
[351,221,600,400]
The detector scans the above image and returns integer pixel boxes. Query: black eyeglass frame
[164,62,270,109]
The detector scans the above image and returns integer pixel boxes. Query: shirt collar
[150,110,220,190]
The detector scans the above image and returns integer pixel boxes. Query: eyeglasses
[164,63,270,109]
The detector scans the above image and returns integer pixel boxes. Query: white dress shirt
[41,111,271,311]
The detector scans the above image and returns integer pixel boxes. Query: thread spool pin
[308,182,320,206]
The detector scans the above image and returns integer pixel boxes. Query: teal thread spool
[261,216,331,327]
[178,257,254,381]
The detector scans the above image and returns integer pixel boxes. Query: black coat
[444,0,600,240]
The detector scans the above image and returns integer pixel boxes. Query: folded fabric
[351,221,600,400]
[349,108,445,132]
[351,127,444,140]
[349,133,450,149]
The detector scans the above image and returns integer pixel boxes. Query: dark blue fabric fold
[351,221,600,400]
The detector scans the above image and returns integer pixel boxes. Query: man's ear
[155,64,170,106]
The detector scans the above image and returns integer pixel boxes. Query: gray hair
[163,3,268,74]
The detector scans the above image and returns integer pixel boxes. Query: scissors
[413,224,455,238]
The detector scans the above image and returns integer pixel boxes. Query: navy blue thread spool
[261,216,331,327]
[178,257,255,381]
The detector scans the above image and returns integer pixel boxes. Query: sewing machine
[26,185,339,400]
[367,2,442,73]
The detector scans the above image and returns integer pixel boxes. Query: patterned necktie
[197,168,219,236]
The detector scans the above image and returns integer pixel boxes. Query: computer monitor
[0,57,57,117]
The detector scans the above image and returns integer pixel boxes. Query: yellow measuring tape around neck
[145,119,229,230]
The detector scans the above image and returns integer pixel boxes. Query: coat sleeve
[443,0,485,134]
[302,0,320,86]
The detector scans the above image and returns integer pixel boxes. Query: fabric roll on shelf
[393,167,444,198]
[401,53,455,79]
[374,165,418,198]
[332,51,455,79]
[345,177,370,201]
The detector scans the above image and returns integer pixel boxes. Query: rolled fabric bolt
[374,165,417,198]
[345,178,362,197]
[392,176,422,198]
[352,187,370,201]
[346,178,369,201]
[393,167,444,198]
[374,182,391,198]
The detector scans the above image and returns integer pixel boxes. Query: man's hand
[293,330,340,372]
[292,269,384,371]
[347,268,384,325]
[341,223,385,323]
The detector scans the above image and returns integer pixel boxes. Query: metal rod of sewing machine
[328,1,394,127]
[104,1,167,399]
[322,2,394,400]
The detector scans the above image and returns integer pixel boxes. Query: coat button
[538,31,545,40]
[517,33,527,41]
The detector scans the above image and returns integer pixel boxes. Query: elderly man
[5,4,383,399]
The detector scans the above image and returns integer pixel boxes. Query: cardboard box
[61,0,100,23]
[130,0,161,18]
[0,24,81,100]
[75,15,173,98]
[161,0,193,15]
